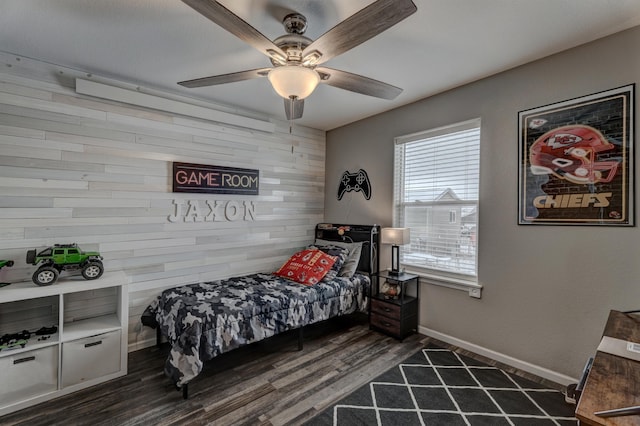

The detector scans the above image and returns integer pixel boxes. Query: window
[393,119,480,285]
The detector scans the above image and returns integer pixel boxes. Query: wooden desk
[575,311,640,425]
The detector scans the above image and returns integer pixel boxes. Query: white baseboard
[419,326,578,386]
[128,337,156,353]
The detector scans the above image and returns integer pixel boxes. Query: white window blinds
[393,119,480,278]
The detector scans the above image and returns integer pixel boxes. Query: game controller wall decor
[338,169,372,201]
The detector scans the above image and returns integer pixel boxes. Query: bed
[141,223,379,398]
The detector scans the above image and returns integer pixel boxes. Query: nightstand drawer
[370,312,401,335]
[370,272,420,340]
[371,299,401,318]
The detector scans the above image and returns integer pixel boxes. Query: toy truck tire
[26,249,37,264]
[33,266,59,286]
[82,261,104,280]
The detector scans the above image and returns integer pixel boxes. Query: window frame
[393,118,482,297]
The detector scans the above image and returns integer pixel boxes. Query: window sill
[403,268,482,298]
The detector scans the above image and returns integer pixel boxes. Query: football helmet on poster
[529,125,619,184]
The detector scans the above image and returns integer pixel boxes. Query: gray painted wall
[325,25,640,380]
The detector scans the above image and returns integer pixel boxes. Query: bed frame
[151,223,379,399]
[315,223,379,275]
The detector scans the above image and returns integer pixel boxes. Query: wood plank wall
[0,54,326,352]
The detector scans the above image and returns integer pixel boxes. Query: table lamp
[381,227,410,275]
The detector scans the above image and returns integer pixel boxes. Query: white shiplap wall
[0,54,326,351]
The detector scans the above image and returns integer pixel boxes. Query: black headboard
[314,223,380,275]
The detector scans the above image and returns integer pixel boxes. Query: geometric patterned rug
[305,345,578,426]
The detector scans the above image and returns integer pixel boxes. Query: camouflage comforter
[142,272,370,386]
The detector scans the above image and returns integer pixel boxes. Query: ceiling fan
[178,0,417,120]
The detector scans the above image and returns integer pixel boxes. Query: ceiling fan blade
[182,0,287,62]
[316,67,402,100]
[284,98,304,120]
[302,0,417,65]
[178,68,271,88]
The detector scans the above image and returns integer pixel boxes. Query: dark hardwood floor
[0,315,565,426]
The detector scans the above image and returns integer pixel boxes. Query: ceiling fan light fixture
[268,66,320,100]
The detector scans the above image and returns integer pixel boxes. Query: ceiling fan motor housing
[271,34,312,65]
[283,13,308,35]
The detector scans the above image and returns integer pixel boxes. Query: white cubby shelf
[0,270,129,416]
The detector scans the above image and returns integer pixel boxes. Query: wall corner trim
[75,78,275,133]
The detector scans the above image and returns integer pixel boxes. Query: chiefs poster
[518,85,634,225]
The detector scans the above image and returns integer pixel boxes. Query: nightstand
[369,271,419,340]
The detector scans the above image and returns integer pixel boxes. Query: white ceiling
[1,0,640,131]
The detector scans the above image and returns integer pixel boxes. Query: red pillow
[274,249,337,286]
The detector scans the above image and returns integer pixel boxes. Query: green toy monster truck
[26,243,104,286]
[0,260,14,287]
[0,260,14,270]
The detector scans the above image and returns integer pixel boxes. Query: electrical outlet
[468,287,482,299]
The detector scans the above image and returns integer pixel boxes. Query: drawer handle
[14,356,36,365]
[383,322,392,327]
[85,340,103,348]
[383,307,392,313]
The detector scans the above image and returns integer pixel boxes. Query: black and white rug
[306,346,577,426]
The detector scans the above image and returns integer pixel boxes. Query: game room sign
[172,162,259,195]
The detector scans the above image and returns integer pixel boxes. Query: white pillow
[314,238,363,277]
